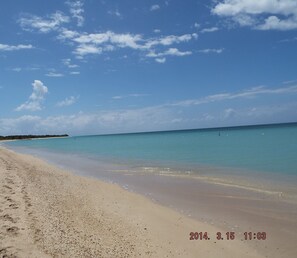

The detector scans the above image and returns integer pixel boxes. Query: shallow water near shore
[4,144,297,257]
[4,123,297,201]
[3,123,297,212]
[3,122,297,257]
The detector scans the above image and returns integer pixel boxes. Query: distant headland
[0,134,69,141]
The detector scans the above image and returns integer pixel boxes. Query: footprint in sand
[6,226,19,236]
[9,203,18,209]
[0,214,17,223]
[6,178,14,184]
[0,247,16,257]
[5,196,14,202]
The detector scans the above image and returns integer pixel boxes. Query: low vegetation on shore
[0,134,68,141]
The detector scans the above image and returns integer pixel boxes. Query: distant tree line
[0,134,68,141]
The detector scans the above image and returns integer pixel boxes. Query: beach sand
[0,147,292,257]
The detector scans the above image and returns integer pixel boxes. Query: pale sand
[0,147,266,257]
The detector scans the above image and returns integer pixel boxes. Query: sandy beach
[0,146,295,257]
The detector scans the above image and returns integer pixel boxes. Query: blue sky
[1,0,297,135]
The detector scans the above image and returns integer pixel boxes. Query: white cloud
[65,30,197,58]
[62,58,79,68]
[282,79,297,84]
[147,48,192,58]
[279,36,297,43]
[224,108,236,119]
[70,31,145,58]
[150,5,160,11]
[66,0,84,26]
[12,67,22,72]
[153,29,161,33]
[164,48,192,56]
[155,57,166,63]
[0,115,42,135]
[56,96,79,107]
[108,9,122,18]
[212,0,297,31]
[112,94,149,100]
[19,9,197,60]
[3,84,297,135]
[201,27,219,33]
[112,96,123,100]
[171,85,297,107]
[57,28,80,40]
[0,43,33,51]
[46,72,64,77]
[73,44,102,57]
[257,15,297,30]
[145,34,195,48]
[19,11,70,33]
[15,80,48,112]
[194,22,200,28]
[198,48,224,54]
[70,71,80,75]
[147,48,192,62]
[1,105,177,135]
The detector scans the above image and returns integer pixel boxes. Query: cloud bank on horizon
[0,0,297,135]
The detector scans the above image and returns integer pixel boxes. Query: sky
[0,0,297,136]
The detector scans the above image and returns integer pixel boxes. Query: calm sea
[5,122,297,176]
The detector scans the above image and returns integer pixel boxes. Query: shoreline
[1,147,297,257]
[7,144,297,206]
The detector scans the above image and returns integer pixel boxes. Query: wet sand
[1,147,296,257]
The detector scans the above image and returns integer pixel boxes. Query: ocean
[4,122,297,176]
[3,122,297,233]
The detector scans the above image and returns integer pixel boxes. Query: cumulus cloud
[145,34,197,48]
[0,43,33,51]
[0,115,42,135]
[66,0,84,26]
[147,48,192,63]
[257,15,297,30]
[56,96,79,107]
[73,44,102,57]
[57,28,80,40]
[194,22,200,29]
[62,58,79,68]
[147,48,192,58]
[64,30,197,59]
[212,0,297,31]
[18,10,197,60]
[198,48,224,54]
[150,5,160,11]
[15,80,48,111]
[201,27,219,33]
[155,57,166,63]
[1,106,177,135]
[4,83,297,135]
[19,11,70,33]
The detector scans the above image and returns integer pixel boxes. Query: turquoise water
[5,123,297,175]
